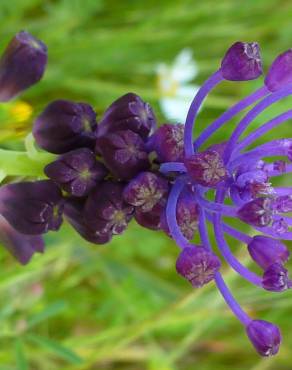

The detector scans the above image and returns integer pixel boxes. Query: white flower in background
[156,49,200,123]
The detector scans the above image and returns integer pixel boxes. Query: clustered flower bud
[2,33,292,358]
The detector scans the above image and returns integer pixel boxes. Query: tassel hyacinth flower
[1,33,292,356]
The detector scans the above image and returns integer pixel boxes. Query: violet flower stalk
[161,41,292,357]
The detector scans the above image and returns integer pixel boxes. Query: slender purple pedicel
[33,100,97,154]
[0,31,47,101]
[44,148,107,197]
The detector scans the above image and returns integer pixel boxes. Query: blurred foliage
[0,0,292,369]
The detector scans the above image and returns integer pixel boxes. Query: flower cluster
[1,31,292,357]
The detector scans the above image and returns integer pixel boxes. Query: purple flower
[0,180,64,235]
[221,42,263,81]
[96,130,150,180]
[265,49,292,92]
[272,195,292,213]
[146,124,184,163]
[0,215,44,264]
[237,198,273,227]
[33,100,97,154]
[123,172,169,212]
[262,263,289,292]
[161,188,199,240]
[97,93,156,139]
[248,236,290,270]
[0,31,47,101]
[246,320,281,356]
[184,150,227,187]
[84,181,134,235]
[44,148,107,197]
[134,200,165,230]
[64,198,112,244]
[176,246,221,288]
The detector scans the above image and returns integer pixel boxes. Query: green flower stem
[0,149,56,178]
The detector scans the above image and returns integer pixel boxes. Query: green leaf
[26,334,83,365]
[14,339,28,370]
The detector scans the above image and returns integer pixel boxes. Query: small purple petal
[246,320,281,356]
[0,215,44,264]
[0,31,47,101]
[248,235,290,270]
[184,150,228,187]
[221,42,262,81]
[262,263,289,292]
[265,49,292,92]
[176,246,221,288]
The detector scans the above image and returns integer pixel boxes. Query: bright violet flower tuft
[246,320,281,357]
[97,93,156,139]
[184,150,228,187]
[176,246,221,288]
[248,236,290,270]
[96,130,150,180]
[221,42,263,81]
[0,31,47,102]
[146,123,185,163]
[265,49,292,92]
[33,100,97,154]
[44,148,107,197]
[262,263,290,292]
[0,180,64,235]
[123,171,169,212]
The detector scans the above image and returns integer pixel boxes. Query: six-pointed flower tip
[2,32,292,357]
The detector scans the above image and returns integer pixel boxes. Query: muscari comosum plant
[1,31,292,357]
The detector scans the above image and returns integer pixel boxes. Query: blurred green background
[0,0,292,369]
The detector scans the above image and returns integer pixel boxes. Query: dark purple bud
[97,130,150,180]
[64,198,112,244]
[272,195,292,213]
[235,170,272,201]
[184,150,227,187]
[221,42,262,81]
[0,215,44,264]
[44,148,107,197]
[84,181,134,235]
[0,31,47,102]
[248,236,290,270]
[265,50,292,92]
[161,188,199,240]
[246,320,281,357]
[237,197,272,227]
[135,200,165,230]
[262,263,289,292]
[146,124,184,163]
[123,172,169,212]
[0,180,64,235]
[97,93,156,139]
[176,246,221,288]
[33,100,97,154]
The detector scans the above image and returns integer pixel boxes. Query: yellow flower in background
[9,101,33,123]
[156,49,200,123]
